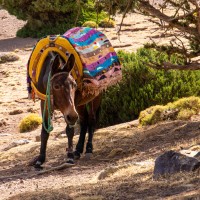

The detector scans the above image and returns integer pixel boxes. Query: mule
[30,51,101,168]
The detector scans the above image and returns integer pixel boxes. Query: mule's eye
[53,84,61,90]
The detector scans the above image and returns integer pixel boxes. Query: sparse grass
[82,21,98,28]
[139,96,200,126]
[1,118,199,200]
[19,113,42,133]
[99,18,115,28]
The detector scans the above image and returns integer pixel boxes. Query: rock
[0,133,11,137]
[3,139,31,151]
[153,150,200,179]
[0,119,7,127]
[0,52,20,63]
[9,109,23,115]
[27,108,37,113]
[35,135,41,142]
[14,139,31,145]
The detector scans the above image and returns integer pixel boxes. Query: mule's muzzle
[64,114,78,126]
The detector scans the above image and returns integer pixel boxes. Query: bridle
[50,71,77,110]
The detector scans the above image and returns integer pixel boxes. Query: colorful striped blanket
[63,27,122,97]
[27,27,122,102]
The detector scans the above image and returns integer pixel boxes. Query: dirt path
[0,9,199,200]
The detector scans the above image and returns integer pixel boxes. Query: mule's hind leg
[66,125,75,164]
[85,95,101,157]
[74,105,88,159]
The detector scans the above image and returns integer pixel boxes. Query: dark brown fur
[30,52,101,168]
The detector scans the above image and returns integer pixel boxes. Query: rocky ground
[0,8,199,200]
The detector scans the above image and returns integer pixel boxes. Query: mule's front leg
[74,105,87,159]
[66,125,75,164]
[35,126,49,168]
[29,101,49,169]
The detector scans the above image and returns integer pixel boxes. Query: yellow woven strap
[28,35,83,101]
[29,36,83,82]
[31,81,46,101]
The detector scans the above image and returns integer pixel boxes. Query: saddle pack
[27,27,122,102]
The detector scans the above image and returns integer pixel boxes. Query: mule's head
[51,53,78,126]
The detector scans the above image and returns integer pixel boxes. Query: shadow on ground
[0,37,37,52]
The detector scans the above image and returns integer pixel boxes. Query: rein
[42,71,53,133]
[42,72,71,133]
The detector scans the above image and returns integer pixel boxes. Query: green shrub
[82,21,98,28]
[139,96,200,125]
[19,114,42,133]
[99,48,200,127]
[99,18,115,28]
[2,0,107,38]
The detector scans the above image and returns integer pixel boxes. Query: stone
[35,135,41,142]
[0,52,20,63]
[0,119,7,127]
[153,150,200,179]
[9,109,23,115]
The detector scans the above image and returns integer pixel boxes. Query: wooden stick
[0,163,74,181]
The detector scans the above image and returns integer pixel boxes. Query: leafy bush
[1,0,107,38]
[99,18,115,28]
[82,21,98,28]
[139,96,200,126]
[19,114,42,133]
[99,48,200,127]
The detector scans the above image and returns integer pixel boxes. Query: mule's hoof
[74,151,81,160]
[34,164,43,170]
[28,156,41,166]
[85,153,93,160]
[34,160,44,170]
[66,158,75,165]
[29,155,45,166]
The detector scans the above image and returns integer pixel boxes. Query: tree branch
[138,0,200,39]
[188,0,200,34]
[117,0,132,34]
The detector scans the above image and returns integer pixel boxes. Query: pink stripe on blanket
[63,27,81,37]
[83,52,117,70]
[71,29,98,42]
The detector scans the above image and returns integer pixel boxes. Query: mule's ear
[51,54,60,74]
[63,54,75,73]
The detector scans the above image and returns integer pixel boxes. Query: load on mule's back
[27,27,122,168]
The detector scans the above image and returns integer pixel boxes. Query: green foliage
[99,18,115,28]
[81,1,107,25]
[19,114,42,133]
[82,21,98,28]
[2,0,107,38]
[96,0,136,15]
[99,48,200,127]
[139,96,200,126]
